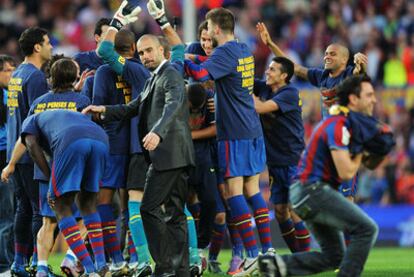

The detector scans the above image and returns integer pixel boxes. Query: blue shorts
[218,137,266,178]
[49,139,108,199]
[40,181,81,218]
[338,174,358,197]
[101,154,128,189]
[269,165,298,205]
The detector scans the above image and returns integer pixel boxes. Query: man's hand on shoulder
[82,105,106,121]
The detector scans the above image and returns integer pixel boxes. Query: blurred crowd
[1,0,414,205]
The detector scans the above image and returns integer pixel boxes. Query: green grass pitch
[48,247,413,276]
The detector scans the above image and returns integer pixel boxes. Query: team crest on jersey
[342,126,350,145]
[118,56,125,65]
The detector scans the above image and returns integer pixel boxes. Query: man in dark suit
[82,3,194,275]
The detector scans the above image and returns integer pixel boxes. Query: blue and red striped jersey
[298,114,351,188]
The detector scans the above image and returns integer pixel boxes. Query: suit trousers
[140,164,190,276]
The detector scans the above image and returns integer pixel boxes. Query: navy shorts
[49,139,108,199]
[338,174,358,197]
[101,154,128,189]
[126,153,148,190]
[218,137,266,178]
[189,154,217,204]
[269,165,298,205]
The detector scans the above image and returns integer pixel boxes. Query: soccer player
[253,57,310,253]
[186,83,219,272]
[184,21,245,275]
[93,28,151,276]
[21,110,110,277]
[184,8,272,275]
[258,75,393,277]
[6,27,51,276]
[0,55,16,273]
[256,22,364,218]
[3,57,92,277]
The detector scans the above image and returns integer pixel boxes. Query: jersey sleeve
[272,89,300,113]
[202,47,235,80]
[21,114,40,145]
[307,68,324,87]
[97,41,125,75]
[326,119,350,151]
[27,71,48,106]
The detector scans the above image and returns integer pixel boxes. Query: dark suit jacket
[104,61,195,171]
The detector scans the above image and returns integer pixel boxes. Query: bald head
[329,43,349,60]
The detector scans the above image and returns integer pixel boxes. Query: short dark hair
[0,55,16,71]
[114,29,135,55]
[94,18,111,36]
[205,8,235,34]
[42,53,65,78]
[272,57,294,83]
[197,20,208,39]
[187,83,207,108]
[50,58,78,92]
[18,27,48,56]
[336,74,372,106]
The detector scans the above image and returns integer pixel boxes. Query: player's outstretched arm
[256,22,308,80]
[1,138,26,183]
[24,135,50,180]
[147,0,182,46]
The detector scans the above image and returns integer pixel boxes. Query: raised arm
[97,0,142,75]
[256,22,308,80]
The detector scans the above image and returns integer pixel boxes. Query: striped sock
[128,201,150,263]
[279,219,298,253]
[295,221,311,252]
[208,223,226,261]
[226,211,244,258]
[188,203,201,229]
[185,207,200,265]
[247,193,272,253]
[227,195,258,258]
[59,216,95,273]
[83,212,106,270]
[97,204,124,264]
[123,210,138,264]
[14,243,29,266]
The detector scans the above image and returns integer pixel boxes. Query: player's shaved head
[115,29,136,55]
[329,43,349,59]
[137,34,161,48]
